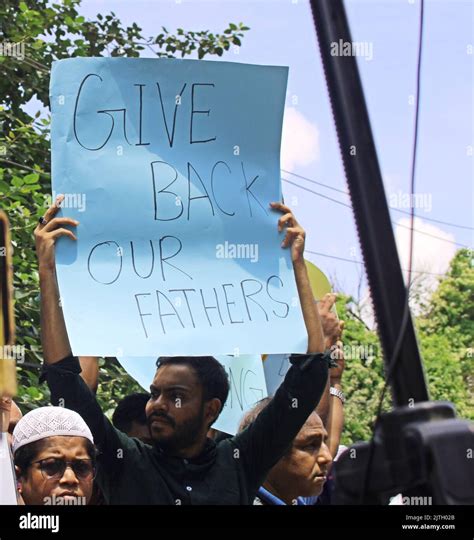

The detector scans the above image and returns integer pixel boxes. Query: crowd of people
[1,196,347,505]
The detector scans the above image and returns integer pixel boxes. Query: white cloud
[352,219,456,327]
[395,217,456,311]
[281,107,320,172]
[342,218,456,329]
[395,217,456,277]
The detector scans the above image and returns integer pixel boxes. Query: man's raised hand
[34,195,79,272]
[270,201,306,263]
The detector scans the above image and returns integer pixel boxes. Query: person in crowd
[12,406,96,505]
[239,400,332,505]
[1,397,23,449]
[80,295,343,448]
[314,292,344,427]
[327,339,345,459]
[311,340,346,505]
[112,392,153,444]
[33,196,329,504]
[243,335,346,506]
[0,397,24,503]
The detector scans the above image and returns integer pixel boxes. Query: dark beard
[153,404,206,455]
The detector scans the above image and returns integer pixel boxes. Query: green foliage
[1,0,248,122]
[95,357,143,419]
[334,295,390,444]
[0,0,247,415]
[335,250,473,445]
[418,248,473,348]
[418,332,472,419]
[418,249,473,418]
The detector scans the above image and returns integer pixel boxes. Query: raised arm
[270,202,324,354]
[327,340,345,458]
[34,195,76,364]
[79,357,99,393]
[232,204,330,491]
[316,294,344,425]
[34,197,138,485]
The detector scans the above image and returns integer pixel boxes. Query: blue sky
[56,0,474,308]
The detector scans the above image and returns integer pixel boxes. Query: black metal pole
[309,0,428,404]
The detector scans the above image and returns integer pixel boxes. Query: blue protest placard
[263,353,291,396]
[262,262,334,395]
[50,57,306,356]
[215,354,267,435]
[117,354,267,436]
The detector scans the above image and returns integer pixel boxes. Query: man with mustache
[239,400,332,505]
[35,196,329,504]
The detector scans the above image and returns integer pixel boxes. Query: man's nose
[318,443,333,468]
[151,394,169,413]
[59,465,80,485]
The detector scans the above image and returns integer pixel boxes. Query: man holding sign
[34,58,330,504]
[35,195,329,504]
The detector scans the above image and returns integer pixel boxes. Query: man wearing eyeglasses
[12,406,96,505]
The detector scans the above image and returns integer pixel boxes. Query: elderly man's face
[17,436,94,505]
[266,412,332,502]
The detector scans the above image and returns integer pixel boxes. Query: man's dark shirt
[41,353,328,505]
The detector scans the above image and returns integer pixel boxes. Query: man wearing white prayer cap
[12,406,96,505]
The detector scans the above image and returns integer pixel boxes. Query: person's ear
[205,398,222,427]
[15,466,23,492]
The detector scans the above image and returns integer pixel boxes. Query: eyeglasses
[32,458,96,480]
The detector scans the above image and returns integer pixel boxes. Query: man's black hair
[112,392,150,433]
[156,356,229,420]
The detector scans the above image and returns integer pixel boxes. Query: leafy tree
[418,249,473,418]
[335,249,473,445]
[334,294,390,445]
[418,249,473,350]
[418,332,472,419]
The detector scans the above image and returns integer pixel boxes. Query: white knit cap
[12,406,94,454]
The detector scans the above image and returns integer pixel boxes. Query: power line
[395,220,467,247]
[281,168,348,195]
[389,205,473,230]
[282,177,351,208]
[305,249,447,277]
[282,177,470,249]
[281,169,474,231]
